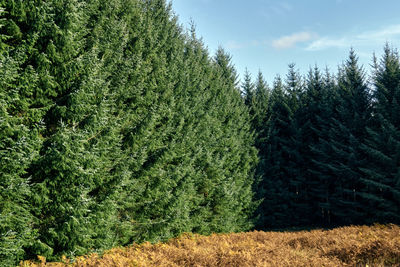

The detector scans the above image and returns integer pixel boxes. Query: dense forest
[0,0,399,265]
[247,48,400,229]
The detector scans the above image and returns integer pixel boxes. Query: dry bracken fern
[21,224,400,267]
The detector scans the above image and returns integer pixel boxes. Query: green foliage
[255,74,301,228]
[0,4,41,264]
[0,0,258,264]
[0,56,39,266]
[359,45,400,223]
[251,50,398,229]
[3,0,400,264]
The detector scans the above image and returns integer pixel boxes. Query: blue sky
[171,0,400,84]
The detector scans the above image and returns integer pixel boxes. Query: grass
[20,224,400,266]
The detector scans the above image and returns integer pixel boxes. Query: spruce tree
[194,47,257,232]
[242,68,255,106]
[256,75,299,228]
[252,71,270,141]
[360,45,400,223]
[27,0,130,259]
[0,66,38,266]
[300,67,339,225]
[0,3,43,264]
[112,0,198,243]
[313,50,371,225]
[0,31,38,267]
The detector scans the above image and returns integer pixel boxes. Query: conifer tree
[112,0,199,243]
[299,67,339,225]
[313,50,371,225]
[27,0,130,258]
[0,29,38,267]
[196,47,257,232]
[0,3,43,264]
[360,45,400,223]
[0,64,38,266]
[256,75,299,228]
[286,63,303,111]
[252,71,270,140]
[242,68,255,106]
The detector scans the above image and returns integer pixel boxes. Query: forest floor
[21,224,400,267]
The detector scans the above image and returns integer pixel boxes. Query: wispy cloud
[272,31,316,49]
[306,37,348,51]
[306,24,400,51]
[358,24,400,39]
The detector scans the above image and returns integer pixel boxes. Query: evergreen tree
[311,50,371,225]
[360,45,400,223]
[0,65,38,266]
[256,75,300,228]
[285,63,303,111]
[8,0,400,262]
[26,0,130,259]
[113,0,200,244]
[301,67,339,225]
[196,47,257,232]
[0,23,38,267]
[242,68,255,106]
[115,2,258,243]
[252,71,270,140]
[0,3,43,264]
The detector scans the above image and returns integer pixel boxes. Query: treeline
[0,0,257,265]
[245,48,400,229]
[1,0,400,266]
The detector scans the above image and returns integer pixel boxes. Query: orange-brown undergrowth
[21,224,400,267]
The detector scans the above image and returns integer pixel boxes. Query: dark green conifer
[360,45,400,223]
[315,50,371,225]
[242,69,255,106]
[256,75,299,228]
[300,66,339,225]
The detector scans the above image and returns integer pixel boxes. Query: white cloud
[272,31,316,49]
[306,24,400,51]
[357,24,400,39]
[306,37,349,51]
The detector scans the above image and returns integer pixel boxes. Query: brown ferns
[21,224,400,267]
